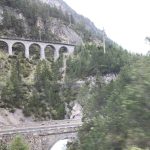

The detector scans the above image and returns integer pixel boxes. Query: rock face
[0,5,83,44]
[46,17,83,44]
[65,101,83,120]
[70,101,83,119]
[41,0,103,35]
[103,73,117,84]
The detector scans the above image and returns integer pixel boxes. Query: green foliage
[71,57,150,150]
[10,136,29,150]
[72,23,92,42]
[0,49,66,120]
[1,58,25,109]
[23,60,66,120]
[61,84,79,103]
[66,43,131,79]
[2,9,25,36]
[0,142,8,150]
[35,62,58,104]
[1,0,72,24]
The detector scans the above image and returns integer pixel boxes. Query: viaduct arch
[0,37,75,60]
[44,131,77,150]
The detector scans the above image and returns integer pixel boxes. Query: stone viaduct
[0,37,75,60]
[0,119,82,150]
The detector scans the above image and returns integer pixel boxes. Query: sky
[63,0,150,54]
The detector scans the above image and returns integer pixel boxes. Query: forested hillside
[0,41,132,121]
[0,50,65,120]
[0,0,70,40]
[0,0,131,122]
[0,0,149,150]
[66,44,131,79]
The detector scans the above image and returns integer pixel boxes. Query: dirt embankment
[0,108,34,126]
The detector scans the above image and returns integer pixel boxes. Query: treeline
[66,43,132,79]
[0,0,74,24]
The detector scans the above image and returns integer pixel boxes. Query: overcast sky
[63,0,150,54]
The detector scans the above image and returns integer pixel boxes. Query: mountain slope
[0,0,129,124]
[0,0,104,45]
[42,0,103,37]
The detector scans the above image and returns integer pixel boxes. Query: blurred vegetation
[68,56,150,150]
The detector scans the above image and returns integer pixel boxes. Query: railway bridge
[0,119,82,150]
[0,37,75,60]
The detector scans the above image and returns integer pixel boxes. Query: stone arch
[58,46,68,64]
[45,45,55,61]
[45,132,77,150]
[29,43,41,60]
[50,139,70,150]
[0,40,8,54]
[59,46,68,55]
[12,42,25,57]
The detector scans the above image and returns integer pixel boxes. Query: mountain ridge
[41,0,104,37]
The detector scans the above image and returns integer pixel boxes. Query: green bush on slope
[10,136,29,150]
